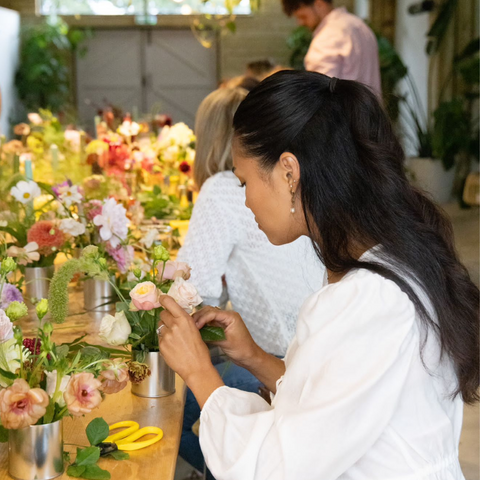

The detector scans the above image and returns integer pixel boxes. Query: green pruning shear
[99,421,164,455]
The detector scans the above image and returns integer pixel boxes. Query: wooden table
[0,288,186,480]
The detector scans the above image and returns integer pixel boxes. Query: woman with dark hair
[158,71,479,480]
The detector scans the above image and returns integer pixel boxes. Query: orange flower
[0,379,49,429]
[13,123,30,136]
[64,372,102,417]
[27,221,66,256]
[99,359,129,394]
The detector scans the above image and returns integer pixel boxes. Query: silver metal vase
[83,277,115,312]
[8,420,64,480]
[24,266,55,302]
[130,351,175,398]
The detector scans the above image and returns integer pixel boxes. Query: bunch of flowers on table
[0,259,129,437]
[0,110,90,185]
[49,243,223,385]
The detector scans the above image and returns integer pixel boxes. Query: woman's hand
[192,306,261,368]
[158,296,224,408]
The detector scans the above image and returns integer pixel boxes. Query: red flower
[27,221,66,256]
[179,161,191,174]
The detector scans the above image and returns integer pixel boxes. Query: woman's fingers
[160,295,190,321]
[192,307,236,329]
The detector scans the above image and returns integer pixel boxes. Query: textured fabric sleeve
[199,272,418,480]
[177,177,237,302]
[304,27,352,77]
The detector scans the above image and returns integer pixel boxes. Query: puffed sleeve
[199,271,419,480]
[176,176,237,304]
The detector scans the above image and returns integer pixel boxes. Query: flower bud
[0,258,16,275]
[42,322,53,335]
[98,258,107,267]
[36,299,49,321]
[5,301,28,321]
[133,268,142,279]
[152,245,170,262]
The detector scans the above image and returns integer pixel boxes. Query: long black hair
[233,70,479,404]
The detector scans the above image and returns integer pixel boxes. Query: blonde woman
[177,87,324,479]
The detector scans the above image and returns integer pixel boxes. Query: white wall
[0,7,20,138]
[395,0,430,156]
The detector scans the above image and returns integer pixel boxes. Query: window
[39,0,251,16]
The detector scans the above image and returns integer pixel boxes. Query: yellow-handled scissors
[104,421,164,451]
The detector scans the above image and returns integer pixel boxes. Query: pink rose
[64,372,102,417]
[167,278,202,313]
[160,261,191,281]
[99,359,129,394]
[129,281,161,311]
[0,379,49,429]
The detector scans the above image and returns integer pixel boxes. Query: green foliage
[426,0,457,55]
[15,18,90,112]
[86,418,110,446]
[286,27,312,71]
[0,426,9,443]
[48,259,81,323]
[200,325,226,342]
[76,446,100,466]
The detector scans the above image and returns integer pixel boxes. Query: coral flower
[0,379,49,429]
[27,221,66,256]
[64,372,102,417]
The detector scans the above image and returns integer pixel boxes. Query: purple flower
[106,244,134,274]
[52,180,72,197]
[1,284,23,309]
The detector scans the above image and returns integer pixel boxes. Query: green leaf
[200,325,225,342]
[0,426,9,442]
[43,399,56,425]
[82,465,111,480]
[0,368,17,380]
[86,418,110,446]
[107,450,129,461]
[67,465,86,477]
[76,446,100,466]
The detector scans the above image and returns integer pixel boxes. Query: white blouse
[199,253,465,480]
[177,171,325,356]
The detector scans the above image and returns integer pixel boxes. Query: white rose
[140,228,159,249]
[167,278,202,313]
[0,310,13,343]
[0,339,26,387]
[28,113,43,125]
[45,370,71,407]
[59,218,86,237]
[169,123,194,148]
[99,311,131,346]
[163,145,180,164]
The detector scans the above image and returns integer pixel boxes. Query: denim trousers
[179,360,262,479]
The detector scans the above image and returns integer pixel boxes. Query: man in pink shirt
[282,0,381,96]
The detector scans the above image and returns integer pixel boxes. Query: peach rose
[99,359,129,394]
[167,278,202,313]
[129,281,161,311]
[64,372,102,417]
[0,379,49,429]
[160,261,191,281]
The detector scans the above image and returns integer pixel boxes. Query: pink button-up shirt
[304,7,381,96]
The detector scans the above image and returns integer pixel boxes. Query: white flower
[58,184,83,207]
[0,310,13,343]
[167,278,202,313]
[158,122,194,149]
[0,339,28,387]
[140,228,159,249]
[118,120,141,137]
[64,129,81,152]
[59,218,86,237]
[162,145,180,164]
[93,198,129,248]
[10,181,41,204]
[27,113,42,125]
[6,242,40,266]
[99,311,131,346]
[45,370,71,407]
[186,147,196,163]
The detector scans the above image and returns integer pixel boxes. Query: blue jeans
[179,360,262,479]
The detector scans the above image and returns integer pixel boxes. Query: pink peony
[160,261,191,281]
[106,244,134,274]
[27,221,65,256]
[0,379,49,429]
[129,281,161,311]
[64,372,102,417]
[99,359,129,394]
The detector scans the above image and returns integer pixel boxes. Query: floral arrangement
[49,244,224,375]
[0,110,90,185]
